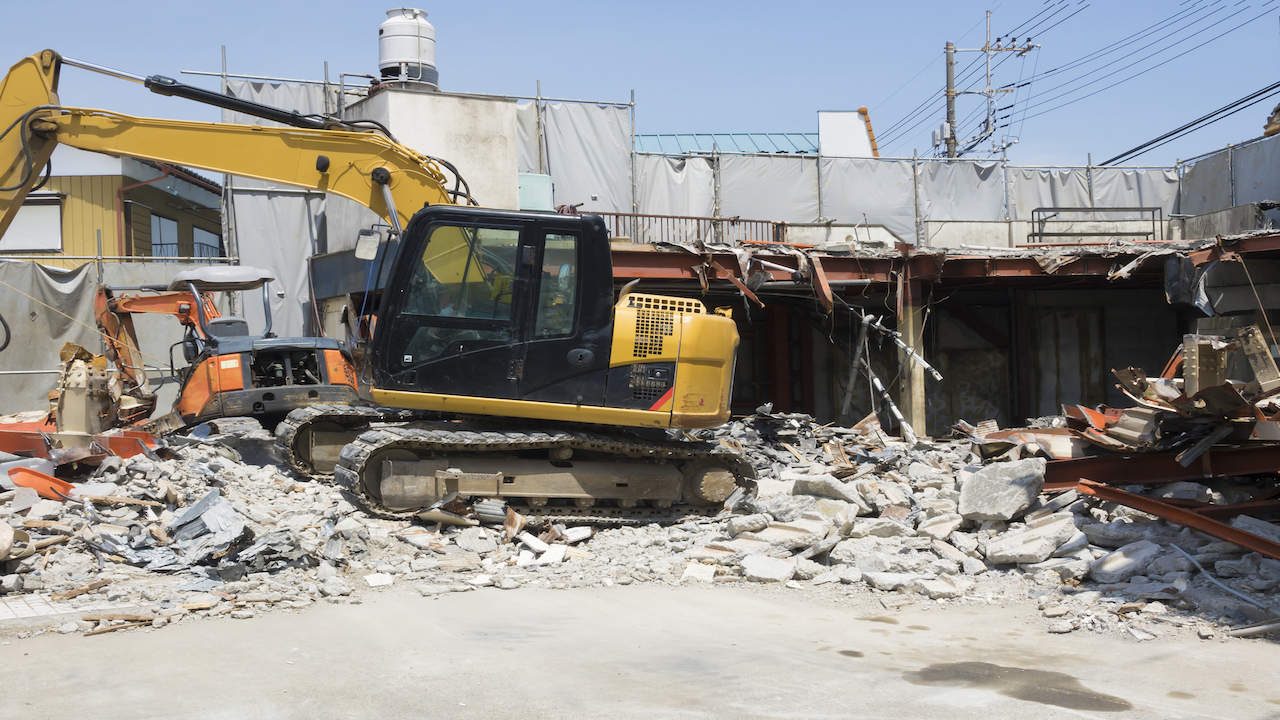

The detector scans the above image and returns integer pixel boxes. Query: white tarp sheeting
[819,158,916,241]
[222,80,332,337]
[1091,167,1179,218]
[637,156,715,218]
[542,103,632,213]
[1008,168,1092,221]
[0,262,225,416]
[719,155,819,224]
[919,161,1006,222]
[515,101,542,175]
[1182,134,1280,215]
[1233,134,1280,206]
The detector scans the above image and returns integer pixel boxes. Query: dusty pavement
[4,584,1277,720]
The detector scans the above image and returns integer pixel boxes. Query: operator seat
[169,266,275,339]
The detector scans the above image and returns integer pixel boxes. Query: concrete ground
[4,585,1277,720]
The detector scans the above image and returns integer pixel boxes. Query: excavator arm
[0,49,457,241]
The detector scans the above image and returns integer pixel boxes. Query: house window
[150,214,178,261]
[193,227,223,260]
[3,195,62,252]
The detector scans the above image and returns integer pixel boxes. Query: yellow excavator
[0,49,750,521]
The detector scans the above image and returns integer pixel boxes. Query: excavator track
[274,404,390,476]
[331,424,756,523]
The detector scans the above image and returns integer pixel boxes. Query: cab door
[516,217,613,405]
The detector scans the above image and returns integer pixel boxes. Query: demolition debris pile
[2,407,1279,640]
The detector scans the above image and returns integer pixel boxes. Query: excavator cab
[373,205,614,407]
[369,205,739,430]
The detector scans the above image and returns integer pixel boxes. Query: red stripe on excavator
[649,388,675,412]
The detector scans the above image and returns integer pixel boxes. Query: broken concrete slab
[680,562,716,583]
[914,574,973,599]
[726,514,770,536]
[916,512,963,540]
[791,475,871,513]
[984,513,1077,565]
[863,571,919,591]
[1090,540,1164,584]
[843,517,915,539]
[741,555,795,583]
[958,458,1045,521]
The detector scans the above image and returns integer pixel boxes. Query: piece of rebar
[1171,544,1279,617]
[864,357,917,445]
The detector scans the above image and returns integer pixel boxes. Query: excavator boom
[0,50,456,239]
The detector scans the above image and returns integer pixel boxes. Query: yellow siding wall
[24,175,122,270]
[4,175,221,270]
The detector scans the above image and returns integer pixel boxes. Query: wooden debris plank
[52,579,112,601]
[31,536,69,550]
[780,442,809,464]
[80,495,163,508]
[85,620,152,636]
[82,613,156,622]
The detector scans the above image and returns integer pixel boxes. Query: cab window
[534,233,578,338]
[394,224,520,365]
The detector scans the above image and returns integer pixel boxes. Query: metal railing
[595,212,787,246]
[1025,207,1165,246]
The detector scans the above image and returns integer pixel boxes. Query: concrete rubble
[0,407,1277,644]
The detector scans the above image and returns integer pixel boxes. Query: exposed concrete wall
[379,90,519,210]
[921,219,1174,250]
[326,88,520,255]
[1175,202,1277,241]
[788,223,903,249]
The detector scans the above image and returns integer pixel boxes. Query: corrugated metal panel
[636,133,819,155]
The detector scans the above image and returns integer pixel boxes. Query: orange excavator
[96,265,360,431]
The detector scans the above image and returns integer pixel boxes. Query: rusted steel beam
[1076,479,1280,561]
[1189,233,1280,266]
[1194,498,1280,520]
[609,249,940,284]
[1043,443,1280,492]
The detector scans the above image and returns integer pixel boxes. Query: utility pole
[945,42,957,158]
[941,11,1038,157]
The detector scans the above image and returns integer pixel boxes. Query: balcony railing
[595,212,787,246]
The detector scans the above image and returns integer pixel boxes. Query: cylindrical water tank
[379,8,438,89]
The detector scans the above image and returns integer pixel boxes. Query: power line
[870,13,993,110]
[1101,80,1280,164]
[1001,0,1220,91]
[1012,2,1249,117]
[879,5,1082,155]
[1016,3,1275,122]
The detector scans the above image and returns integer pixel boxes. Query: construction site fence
[0,260,232,417]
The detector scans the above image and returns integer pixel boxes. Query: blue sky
[2,1,1277,166]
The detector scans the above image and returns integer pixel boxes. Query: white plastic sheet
[919,161,1005,222]
[819,158,916,241]
[1233,135,1280,206]
[0,262,221,416]
[1181,153,1232,216]
[637,156,714,218]
[1091,168,1179,218]
[222,80,332,337]
[516,101,543,175]
[719,155,819,224]
[542,103,632,213]
[1008,169,1091,220]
